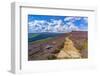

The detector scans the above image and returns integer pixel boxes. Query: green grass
[30,37,53,44]
[30,34,39,38]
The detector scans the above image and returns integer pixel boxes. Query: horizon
[28,30,88,34]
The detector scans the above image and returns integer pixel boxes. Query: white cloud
[83,17,88,24]
[74,17,82,20]
[64,16,88,32]
[64,16,82,22]
[64,17,74,21]
[83,17,88,21]
[68,23,80,31]
[28,19,66,33]
[28,16,87,33]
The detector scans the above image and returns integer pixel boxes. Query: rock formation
[57,37,81,59]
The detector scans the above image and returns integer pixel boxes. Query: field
[28,31,88,60]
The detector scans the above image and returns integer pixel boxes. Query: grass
[78,40,88,51]
[30,37,53,44]
[83,40,88,49]
[29,34,39,38]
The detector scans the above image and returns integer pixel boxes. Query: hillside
[28,31,88,60]
[69,31,88,58]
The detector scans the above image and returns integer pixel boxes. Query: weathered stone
[57,37,81,59]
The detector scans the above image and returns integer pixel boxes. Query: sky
[28,14,88,33]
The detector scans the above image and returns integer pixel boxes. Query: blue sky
[28,14,88,33]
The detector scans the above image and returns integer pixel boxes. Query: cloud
[28,20,47,33]
[64,17,74,21]
[28,19,66,33]
[28,19,79,33]
[68,23,80,31]
[83,17,88,24]
[28,16,88,33]
[64,16,83,22]
[64,16,88,31]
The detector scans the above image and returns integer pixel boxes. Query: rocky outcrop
[57,37,81,59]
